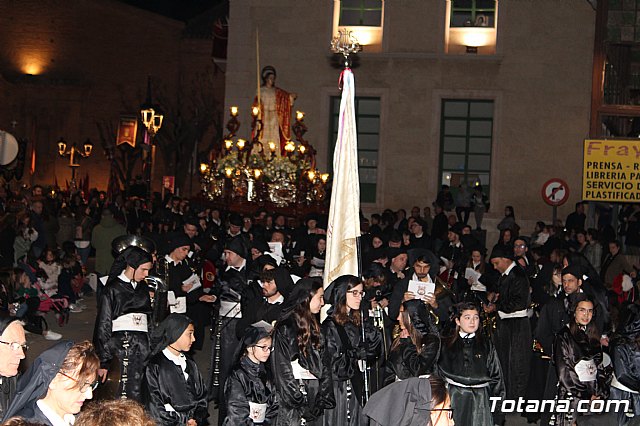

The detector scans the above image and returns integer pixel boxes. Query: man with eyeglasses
[0,316,26,419]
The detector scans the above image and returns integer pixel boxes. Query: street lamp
[57,137,93,190]
[140,85,164,197]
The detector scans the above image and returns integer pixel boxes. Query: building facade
[224,0,597,223]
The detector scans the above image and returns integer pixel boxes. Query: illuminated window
[450,0,496,28]
[339,0,383,27]
[445,0,498,54]
[440,100,493,192]
[333,0,384,52]
[329,96,380,203]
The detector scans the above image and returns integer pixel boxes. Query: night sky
[115,0,226,21]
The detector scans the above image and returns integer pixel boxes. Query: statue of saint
[254,66,297,155]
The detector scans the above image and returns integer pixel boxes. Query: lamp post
[57,137,93,191]
[140,103,164,198]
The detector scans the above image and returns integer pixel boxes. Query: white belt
[445,377,490,388]
[612,374,639,394]
[220,300,242,318]
[112,313,148,332]
[498,309,528,319]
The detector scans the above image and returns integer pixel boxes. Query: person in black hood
[0,315,26,419]
[4,340,99,425]
[143,314,208,426]
[236,267,294,339]
[271,278,334,425]
[223,325,278,425]
[93,246,153,401]
[387,299,440,384]
[321,275,382,426]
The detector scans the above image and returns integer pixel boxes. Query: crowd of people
[0,182,639,425]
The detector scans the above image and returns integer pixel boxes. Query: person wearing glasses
[143,314,208,426]
[223,325,277,425]
[271,278,334,425]
[3,340,99,425]
[0,316,27,419]
[438,302,505,426]
[552,293,611,425]
[322,275,382,426]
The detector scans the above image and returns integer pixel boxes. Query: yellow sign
[583,139,640,202]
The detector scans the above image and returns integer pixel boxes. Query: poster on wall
[582,139,640,202]
[116,116,138,147]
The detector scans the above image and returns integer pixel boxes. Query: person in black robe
[438,302,505,426]
[93,246,154,401]
[223,325,278,425]
[161,234,216,351]
[321,275,382,426]
[4,340,99,425]
[271,278,335,426]
[386,299,440,383]
[486,246,531,400]
[610,303,640,424]
[552,293,612,425]
[143,314,208,426]
[0,316,26,420]
[209,235,250,421]
[236,267,293,339]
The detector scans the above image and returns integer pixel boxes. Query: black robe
[93,276,152,401]
[494,264,531,400]
[164,258,211,351]
[223,356,278,425]
[553,326,611,425]
[211,264,249,422]
[438,335,505,426]
[143,351,209,426]
[321,316,382,426]
[0,375,17,421]
[386,336,440,382]
[271,317,335,426]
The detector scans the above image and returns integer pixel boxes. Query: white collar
[163,348,188,380]
[502,261,517,276]
[225,258,247,272]
[450,241,461,248]
[267,294,285,305]
[459,331,476,339]
[37,399,75,426]
[165,254,182,266]
[118,271,137,290]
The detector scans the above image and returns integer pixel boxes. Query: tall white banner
[323,68,361,288]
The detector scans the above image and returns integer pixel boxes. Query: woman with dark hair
[271,278,334,425]
[552,293,612,425]
[437,302,505,426]
[321,275,382,425]
[4,340,99,425]
[386,299,440,383]
[223,326,278,425]
[308,235,326,278]
[143,313,208,426]
[93,246,154,401]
